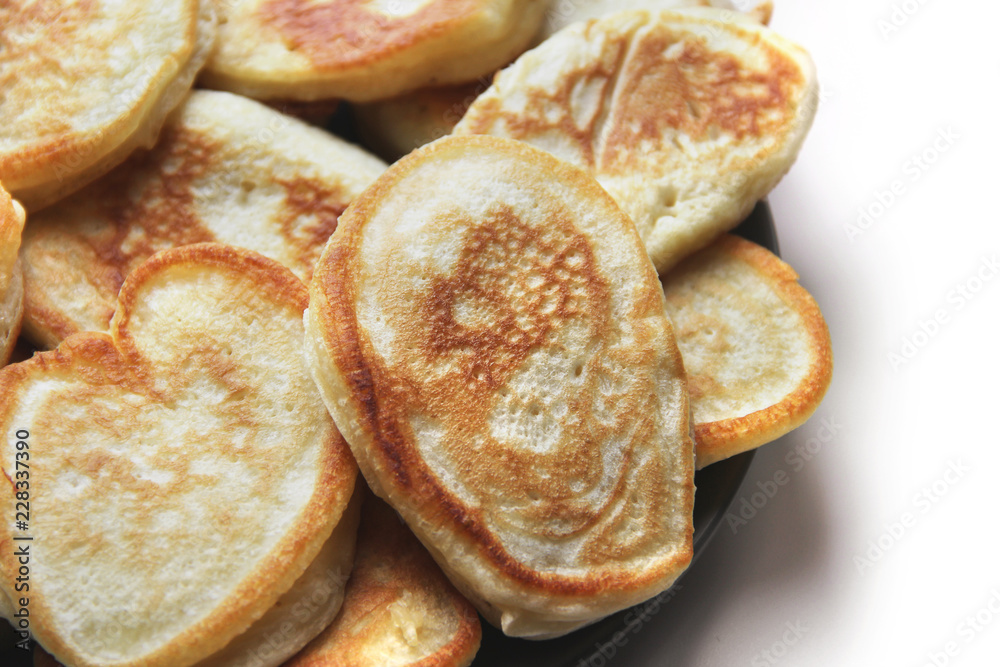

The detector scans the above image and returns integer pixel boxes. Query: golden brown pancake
[286,489,482,667]
[0,0,216,211]
[0,244,358,667]
[354,81,489,161]
[202,0,549,102]
[306,135,694,639]
[19,90,386,349]
[661,234,833,468]
[0,183,25,365]
[455,8,818,273]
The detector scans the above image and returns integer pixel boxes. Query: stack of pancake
[0,1,831,665]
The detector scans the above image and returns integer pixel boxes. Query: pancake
[0,244,358,667]
[354,81,489,161]
[19,89,387,349]
[661,234,833,468]
[33,492,363,667]
[538,0,773,41]
[0,0,216,211]
[287,489,481,667]
[306,135,694,639]
[201,0,549,102]
[454,8,818,273]
[1,184,25,365]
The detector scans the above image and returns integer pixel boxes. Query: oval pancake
[19,89,387,350]
[201,0,549,102]
[306,135,694,639]
[287,489,481,667]
[661,234,832,468]
[1,184,25,365]
[0,244,358,667]
[0,0,216,211]
[454,8,818,273]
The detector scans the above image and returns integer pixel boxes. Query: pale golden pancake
[455,8,818,273]
[33,493,363,667]
[354,81,488,161]
[201,0,549,102]
[662,234,832,468]
[306,135,694,639]
[0,0,216,211]
[287,490,481,667]
[0,244,358,667]
[19,90,386,349]
[1,183,25,365]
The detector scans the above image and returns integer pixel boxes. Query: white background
[620,0,1000,665]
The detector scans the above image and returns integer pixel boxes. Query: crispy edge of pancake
[305,134,694,636]
[286,489,481,667]
[10,1,217,211]
[665,234,832,468]
[0,244,357,667]
[201,0,548,102]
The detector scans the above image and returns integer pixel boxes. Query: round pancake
[661,234,832,468]
[354,81,489,161]
[1,184,25,365]
[0,0,216,211]
[0,244,358,667]
[306,135,695,638]
[201,0,549,102]
[287,489,481,667]
[19,90,387,349]
[454,8,818,273]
